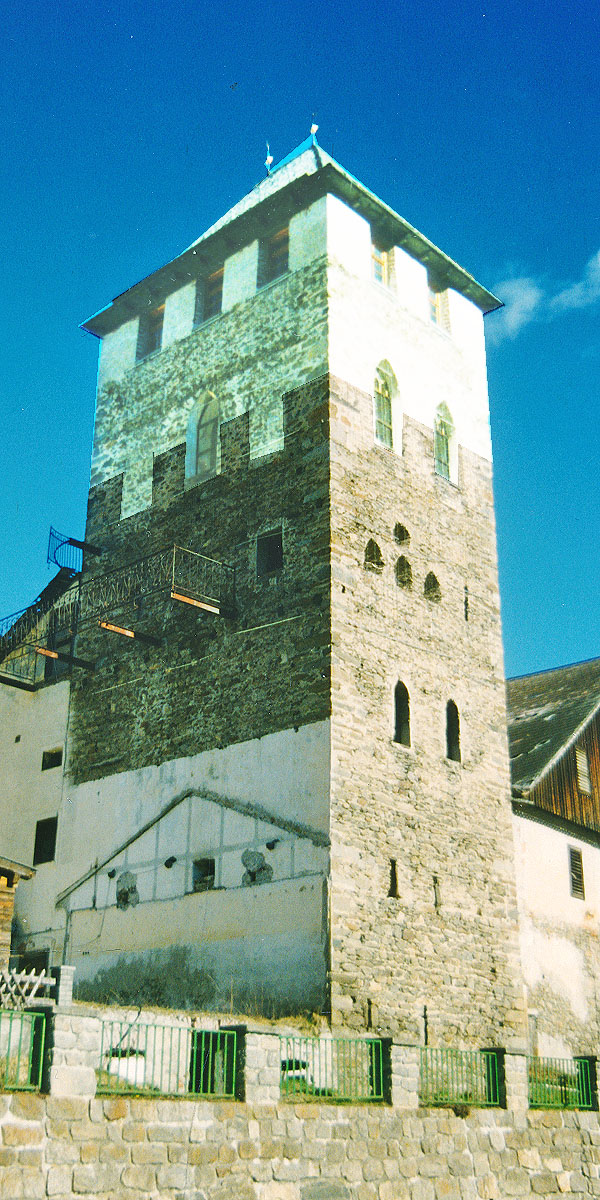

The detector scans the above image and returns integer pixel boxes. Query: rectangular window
[429,287,451,332]
[569,847,585,899]
[192,858,216,892]
[136,304,165,362]
[194,269,224,325]
[41,748,63,771]
[374,382,393,449]
[33,816,58,866]
[258,227,289,287]
[372,244,390,286]
[576,745,592,794]
[257,529,283,577]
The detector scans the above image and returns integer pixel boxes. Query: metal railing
[96,1020,237,1098]
[279,1035,384,1102]
[0,544,235,665]
[0,1010,46,1091]
[528,1056,594,1110]
[419,1047,500,1107]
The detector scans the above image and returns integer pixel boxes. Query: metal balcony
[0,545,235,685]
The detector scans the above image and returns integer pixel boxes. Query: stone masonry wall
[327,376,526,1049]
[3,1089,600,1199]
[68,375,332,786]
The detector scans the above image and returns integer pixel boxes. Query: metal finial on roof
[310,123,319,137]
[265,142,274,174]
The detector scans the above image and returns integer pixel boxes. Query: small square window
[257,529,283,577]
[136,304,165,362]
[192,858,215,892]
[569,847,585,899]
[42,748,63,771]
[33,817,58,866]
[259,227,289,287]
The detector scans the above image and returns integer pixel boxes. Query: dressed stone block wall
[327,377,525,1047]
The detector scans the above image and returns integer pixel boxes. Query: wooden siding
[529,709,600,832]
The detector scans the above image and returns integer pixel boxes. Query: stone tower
[48,135,525,1043]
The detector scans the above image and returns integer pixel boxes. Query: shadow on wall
[74,947,216,1011]
[73,944,327,1019]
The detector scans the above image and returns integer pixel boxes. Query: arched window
[373,362,395,450]
[446,701,461,762]
[394,523,410,546]
[395,556,412,589]
[424,572,441,602]
[364,539,384,571]
[185,393,219,482]
[394,682,410,747]
[434,403,455,481]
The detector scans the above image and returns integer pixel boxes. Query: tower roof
[82,136,502,338]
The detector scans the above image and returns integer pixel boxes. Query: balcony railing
[0,544,235,677]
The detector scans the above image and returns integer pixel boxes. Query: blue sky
[2,0,598,677]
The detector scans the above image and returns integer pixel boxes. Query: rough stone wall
[327,376,526,1048]
[90,258,329,508]
[68,375,332,786]
[3,1090,600,1199]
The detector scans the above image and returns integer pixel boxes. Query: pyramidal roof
[185,133,329,251]
[82,133,501,337]
[507,656,600,794]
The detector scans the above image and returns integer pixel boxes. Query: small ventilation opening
[569,847,585,899]
[41,748,63,771]
[388,859,399,898]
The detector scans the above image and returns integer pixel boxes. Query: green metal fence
[279,1035,384,1102]
[0,1010,46,1091]
[97,1020,237,1098]
[528,1056,594,1110]
[419,1047,500,1107]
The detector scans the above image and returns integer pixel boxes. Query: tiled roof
[506,657,600,793]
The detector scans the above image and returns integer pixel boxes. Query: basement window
[576,746,592,794]
[33,816,58,866]
[193,858,216,893]
[569,847,585,900]
[257,529,283,577]
[136,304,165,362]
[41,748,63,771]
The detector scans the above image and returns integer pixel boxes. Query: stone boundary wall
[2,1089,600,1199]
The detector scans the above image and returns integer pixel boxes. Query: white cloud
[487,248,600,344]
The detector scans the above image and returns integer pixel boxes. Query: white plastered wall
[513,811,600,1055]
[325,193,493,464]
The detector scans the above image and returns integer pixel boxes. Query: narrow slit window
[394,681,410,747]
[446,701,461,762]
[464,586,469,621]
[569,847,585,900]
[372,243,390,286]
[434,406,454,480]
[388,859,399,898]
[576,746,592,794]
